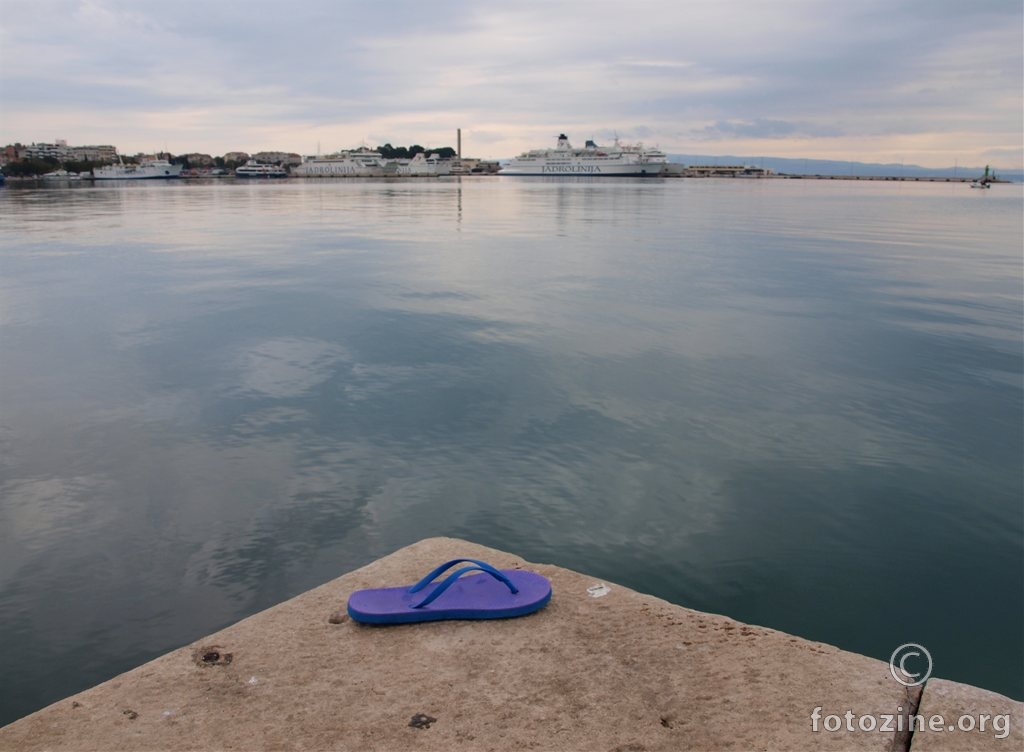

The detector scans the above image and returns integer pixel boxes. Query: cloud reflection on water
[0,180,1020,721]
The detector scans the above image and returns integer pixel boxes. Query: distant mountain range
[666,154,1022,182]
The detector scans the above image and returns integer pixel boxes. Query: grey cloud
[0,0,1019,165]
[695,119,844,140]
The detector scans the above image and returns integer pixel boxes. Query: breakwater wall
[1,537,1020,751]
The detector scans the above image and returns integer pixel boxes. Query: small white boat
[970,165,995,188]
[234,160,289,178]
[42,169,82,181]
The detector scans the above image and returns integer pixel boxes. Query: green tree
[3,158,59,177]
[63,160,97,174]
[373,144,456,160]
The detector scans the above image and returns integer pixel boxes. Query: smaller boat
[42,169,82,181]
[970,165,995,189]
[234,160,289,178]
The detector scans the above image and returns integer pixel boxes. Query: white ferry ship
[93,158,182,180]
[234,160,288,178]
[394,153,452,176]
[292,149,395,178]
[499,134,667,177]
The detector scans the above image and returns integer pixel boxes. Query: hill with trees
[375,144,456,159]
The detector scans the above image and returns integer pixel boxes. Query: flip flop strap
[408,558,513,594]
[409,563,518,609]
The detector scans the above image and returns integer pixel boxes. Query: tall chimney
[457,128,462,158]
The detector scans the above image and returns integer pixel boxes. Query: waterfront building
[183,153,216,167]
[253,151,302,167]
[68,145,117,162]
[682,165,774,178]
[21,141,71,161]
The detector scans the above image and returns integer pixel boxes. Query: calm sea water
[1,177,1021,724]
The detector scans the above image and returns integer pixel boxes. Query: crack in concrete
[891,682,925,752]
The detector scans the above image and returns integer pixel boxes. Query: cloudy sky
[1,0,1021,167]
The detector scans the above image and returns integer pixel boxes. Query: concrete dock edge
[1,537,1020,751]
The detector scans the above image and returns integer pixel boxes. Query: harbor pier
[1,537,1020,751]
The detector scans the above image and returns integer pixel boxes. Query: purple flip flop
[347,558,552,625]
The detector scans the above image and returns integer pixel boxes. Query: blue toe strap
[408,558,518,609]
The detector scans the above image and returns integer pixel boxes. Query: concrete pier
[1,537,1019,751]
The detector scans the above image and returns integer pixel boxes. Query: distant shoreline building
[253,151,302,167]
[672,164,774,178]
[14,140,117,163]
[183,153,216,167]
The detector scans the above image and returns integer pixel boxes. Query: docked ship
[394,152,452,176]
[292,149,395,178]
[499,134,667,177]
[234,160,288,178]
[93,158,182,180]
